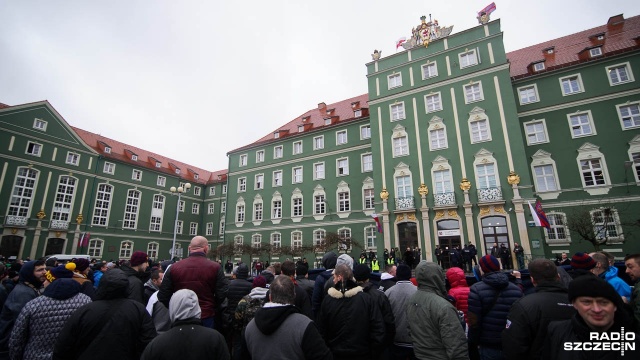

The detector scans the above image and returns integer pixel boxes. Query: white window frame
[51,176,76,222]
[337,158,349,176]
[293,141,303,155]
[590,208,624,243]
[291,231,303,250]
[530,150,561,200]
[628,135,640,184]
[313,229,326,247]
[206,222,214,236]
[364,188,375,210]
[273,170,283,187]
[253,201,263,222]
[469,118,491,143]
[428,116,448,151]
[222,184,227,194]
[336,130,348,145]
[132,169,142,181]
[219,220,224,235]
[473,150,500,190]
[523,119,549,145]
[157,176,166,187]
[616,102,640,130]
[190,222,198,236]
[421,61,438,79]
[567,111,596,138]
[256,150,265,163]
[292,166,303,183]
[194,187,200,196]
[559,74,584,96]
[252,234,262,248]
[120,241,134,260]
[255,173,264,190]
[103,162,115,175]
[533,62,545,72]
[88,239,104,258]
[239,154,248,167]
[33,118,47,131]
[313,135,324,150]
[424,92,443,113]
[274,145,283,159]
[92,183,112,226]
[464,81,484,104]
[360,125,371,140]
[388,72,402,89]
[589,47,602,57]
[292,196,303,218]
[390,102,406,121]
[545,212,571,245]
[208,203,215,214]
[271,233,282,249]
[365,226,377,248]
[238,177,247,192]
[361,153,373,172]
[459,49,479,68]
[272,198,282,219]
[576,143,611,195]
[209,187,216,196]
[123,190,141,229]
[313,162,325,180]
[314,193,326,215]
[517,84,540,105]
[192,203,200,215]
[149,195,165,232]
[236,204,245,223]
[606,62,634,86]
[338,190,351,212]
[179,200,185,212]
[65,152,80,166]
[26,141,42,157]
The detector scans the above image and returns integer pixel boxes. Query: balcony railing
[434,192,456,207]
[477,187,503,202]
[50,220,69,230]
[4,215,28,226]
[395,196,415,210]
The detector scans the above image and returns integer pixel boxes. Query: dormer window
[324,118,331,125]
[534,62,545,72]
[590,47,602,57]
[175,168,181,175]
[354,109,362,117]
[131,155,138,161]
[155,161,161,168]
[598,35,604,40]
[194,174,199,180]
[274,132,280,139]
[104,147,111,154]
[298,125,304,133]
[33,118,47,131]
[543,46,555,55]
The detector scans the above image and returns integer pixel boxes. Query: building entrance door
[0,235,23,257]
[45,238,65,256]
[397,222,418,257]
[436,219,462,269]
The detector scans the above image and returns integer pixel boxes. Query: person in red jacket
[446,267,470,323]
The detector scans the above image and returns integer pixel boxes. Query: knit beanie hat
[236,264,249,279]
[568,275,621,306]
[130,251,148,267]
[252,275,267,288]
[396,264,412,281]
[570,252,596,270]
[479,255,501,273]
[72,258,90,272]
[45,263,76,282]
[353,264,371,281]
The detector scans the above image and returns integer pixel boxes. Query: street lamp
[170,182,191,259]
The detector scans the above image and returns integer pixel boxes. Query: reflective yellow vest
[371,260,380,271]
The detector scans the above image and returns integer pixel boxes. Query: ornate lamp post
[170,182,191,259]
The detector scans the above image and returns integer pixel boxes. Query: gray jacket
[385,280,417,346]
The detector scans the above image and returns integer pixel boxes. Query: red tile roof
[71,126,226,185]
[0,103,10,109]
[507,14,640,79]
[230,93,370,153]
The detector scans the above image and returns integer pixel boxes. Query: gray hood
[169,289,201,323]
[415,260,448,299]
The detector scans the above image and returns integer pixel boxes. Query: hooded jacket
[385,280,416,346]
[235,286,268,331]
[0,261,43,356]
[318,278,385,360]
[311,251,338,317]
[141,290,229,360]
[446,267,470,322]
[52,269,157,360]
[9,279,91,360]
[600,266,631,299]
[120,264,146,304]
[408,261,468,360]
[468,270,523,348]
[244,304,331,360]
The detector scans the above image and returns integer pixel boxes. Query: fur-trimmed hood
[327,279,362,299]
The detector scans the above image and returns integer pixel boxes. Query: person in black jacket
[120,251,150,304]
[224,263,252,358]
[267,260,312,318]
[142,289,229,360]
[53,269,156,360]
[502,259,575,360]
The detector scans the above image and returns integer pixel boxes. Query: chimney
[607,14,624,27]
[318,102,327,112]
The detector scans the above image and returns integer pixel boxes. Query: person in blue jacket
[591,252,631,300]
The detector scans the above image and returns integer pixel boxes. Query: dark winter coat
[296,276,315,300]
[52,269,157,360]
[467,271,523,348]
[226,278,253,315]
[362,282,395,347]
[318,279,385,360]
[502,281,575,360]
[266,282,313,319]
[311,252,337,318]
[120,264,146,304]
[141,318,229,360]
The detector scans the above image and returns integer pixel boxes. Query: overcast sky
[1,1,638,172]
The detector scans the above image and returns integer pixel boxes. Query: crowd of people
[0,239,637,359]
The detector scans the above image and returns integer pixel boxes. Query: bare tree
[566,207,617,251]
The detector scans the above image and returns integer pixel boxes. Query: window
[132,169,142,181]
[51,176,76,222]
[206,223,214,236]
[476,163,497,189]
[123,190,141,229]
[26,141,42,156]
[365,227,376,248]
[221,201,226,213]
[179,200,185,212]
[422,62,438,79]
[255,174,264,189]
[238,177,247,192]
[433,169,452,194]
[88,239,104,257]
[254,202,263,221]
[292,167,303,183]
[354,109,362,117]
[92,184,112,226]
[236,205,245,222]
[517,85,539,105]
[459,49,479,68]
[396,175,413,198]
[272,200,282,219]
[104,147,111,154]
[591,208,622,241]
[292,231,303,250]
[33,118,47,131]
[314,194,325,215]
[338,191,350,212]
[314,230,326,246]
[271,233,281,249]
[157,176,166,187]
[209,187,216,196]
[239,154,248,167]
[120,241,133,259]
[560,74,584,95]
[292,197,303,217]
[607,63,633,85]
[388,73,402,89]
[190,222,198,236]
[338,228,352,250]
[219,220,224,235]
[362,154,373,172]
[546,213,568,243]
[103,162,115,175]
[617,103,640,130]
[324,118,332,125]
[145,242,158,260]
[131,155,138,161]
[208,203,215,214]
[360,125,371,140]
[222,184,227,194]
[176,221,183,235]
[274,146,283,159]
[425,93,442,113]
[252,235,262,248]
[155,161,162,168]
[194,187,201,196]
[234,236,243,248]
[149,195,164,232]
[533,165,558,192]
[273,170,283,186]
[364,189,375,209]
[470,119,490,143]
[192,203,200,214]
[464,82,484,103]
[293,141,303,155]
[390,103,405,121]
[580,159,606,186]
[66,152,80,166]
[314,136,324,150]
[256,150,265,163]
[393,136,409,156]
[524,120,548,145]
[336,130,348,145]
[589,47,602,57]
[175,168,181,175]
[337,158,349,176]
[314,162,325,180]
[533,62,545,72]
[430,128,447,150]
[568,112,595,138]
[631,151,640,183]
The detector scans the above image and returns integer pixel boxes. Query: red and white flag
[528,200,551,230]
[396,37,407,49]
[371,214,383,233]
